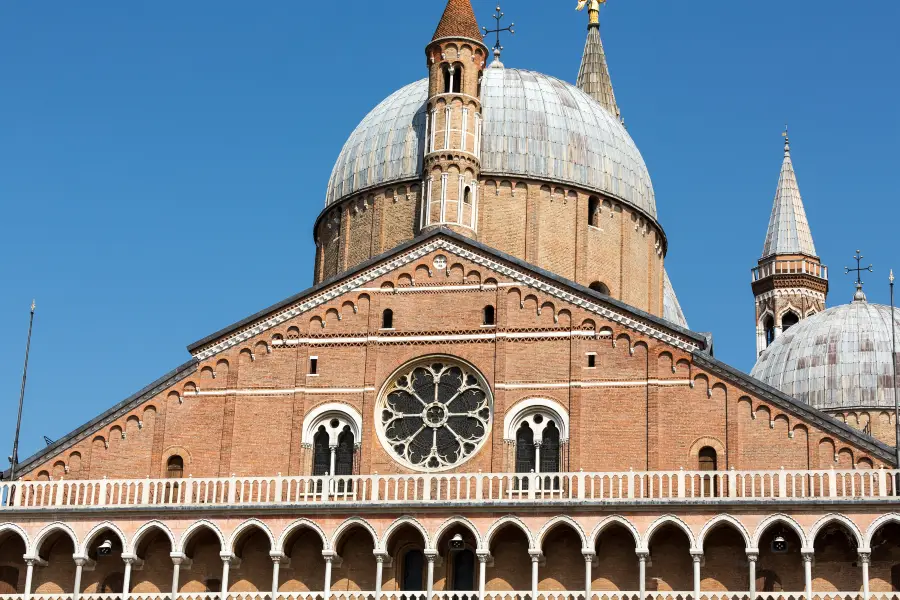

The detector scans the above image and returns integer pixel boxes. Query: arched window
[313,425,330,476]
[699,446,718,497]
[401,549,425,591]
[588,196,601,228]
[764,316,775,347]
[589,281,610,295]
[515,422,536,474]
[382,308,394,329]
[483,305,495,326]
[443,65,452,94]
[781,311,800,332]
[463,186,471,205]
[335,425,355,476]
[452,63,463,93]
[166,455,184,479]
[541,421,560,473]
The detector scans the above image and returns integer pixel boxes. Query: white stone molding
[589,516,641,551]
[751,513,807,551]
[433,516,483,552]
[864,513,900,549]
[808,513,864,550]
[503,397,570,442]
[301,402,363,446]
[641,515,697,553]
[228,519,276,555]
[177,520,226,555]
[192,238,703,361]
[483,515,535,552]
[380,516,431,552]
[276,519,330,554]
[30,522,79,557]
[695,514,752,550]
[80,521,128,556]
[330,517,379,554]
[536,516,587,550]
[130,521,177,556]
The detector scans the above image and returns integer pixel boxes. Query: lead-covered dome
[751,293,900,411]
[325,68,657,219]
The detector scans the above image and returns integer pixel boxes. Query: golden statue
[576,0,606,26]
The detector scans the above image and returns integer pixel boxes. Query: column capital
[858,551,871,564]
[23,556,47,568]
[635,550,649,561]
[745,549,759,562]
[73,555,95,570]
[424,549,439,563]
[476,550,492,564]
[582,550,596,562]
[801,551,814,564]
[322,550,340,563]
[528,549,543,562]
[269,551,287,565]
[169,552,192,568]
[690,551,704,563]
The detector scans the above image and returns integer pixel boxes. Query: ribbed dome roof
[751,294,900,411]
[325,69,656,220]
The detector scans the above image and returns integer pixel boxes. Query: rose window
[378,357,492,471]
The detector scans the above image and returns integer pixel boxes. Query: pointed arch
[864,513,900,549]
[277,519,330,553]
[433,516,483,551]
[130,521,176,556]
[229,519,276,554]
[80,521,128,556]
[0,524,29,554]
[697,515,751,550]
[642,515,697,552]
[752,514,807,551]
[483,515,534,552]
[536,516,587,550]
[380,517,430,552]
[178,519,226,554]
[589,516,641,550]
[808,514,864,550]
[31,522,78,557]
[331,517,378,553]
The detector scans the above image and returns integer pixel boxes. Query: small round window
[377,356,492,471]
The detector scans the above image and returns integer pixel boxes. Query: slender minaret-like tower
[420,0,488,238]
[752,132,828,356]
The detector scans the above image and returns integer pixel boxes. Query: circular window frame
[375,355,493,472]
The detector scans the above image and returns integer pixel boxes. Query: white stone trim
[503,398,569,442]
[191,238,702,361]
[301,402,363,446]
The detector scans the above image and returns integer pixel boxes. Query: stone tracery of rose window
[379,357,492,471]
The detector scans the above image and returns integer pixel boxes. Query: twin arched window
[312,421,356,476]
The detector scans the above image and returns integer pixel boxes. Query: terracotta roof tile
[432,0,483,42]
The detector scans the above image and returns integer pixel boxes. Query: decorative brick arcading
[432,0,483,41]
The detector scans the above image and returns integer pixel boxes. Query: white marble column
[23,556,43,600]
[121,555,135,600]
[529,550,541,600]
[425,550,438,600]
[636,552,648,600]
[859,551,871,600]
[170,554,183,599]
[477,551,490,600]
[373,552,387,599]
[582,552,595,600]
[747,551,758,600]
[72,556,88,600]
[221,553,238,600]
[691,552,702,600]
[323,552,335,600]
[270,551,286,600]
[802,552,813,600]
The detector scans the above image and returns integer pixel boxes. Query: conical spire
[761,133,817,258]
[576,21,621,121]
[432,0,483,42]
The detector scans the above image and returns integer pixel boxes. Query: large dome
[751,294,900,411]
[325,68,656,219]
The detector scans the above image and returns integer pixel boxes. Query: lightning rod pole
[9,300,35,482]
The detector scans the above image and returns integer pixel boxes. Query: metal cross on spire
[845,249,874,286]
[483,5,514,64]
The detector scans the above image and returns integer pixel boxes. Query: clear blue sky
[1,1,897,462]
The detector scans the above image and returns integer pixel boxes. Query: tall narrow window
[764,316,775,347]
[588,196,601,227]
[382,309,394,329]
[463,186,471,205]
[587,353,597,368]
[483,305,495,326]
[540,421,560,474]
[313,425,330,476]
[335,426,355,476]
[515,422,536,475]
[443,66,452,94]
[699,446,718,496]
[452,64,463,93]
[477,70,484,98]
[309,356,318,375]
[166,455,184,479]
[401,549,424,591]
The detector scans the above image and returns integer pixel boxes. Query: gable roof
[7,228,896,477]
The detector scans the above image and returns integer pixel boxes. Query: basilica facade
[2,2,899,600]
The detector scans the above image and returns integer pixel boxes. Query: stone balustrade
[0,469,896,511]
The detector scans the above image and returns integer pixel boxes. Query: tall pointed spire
[576,4,621,121]
[761,131,817,258]
[432,0,483,42]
